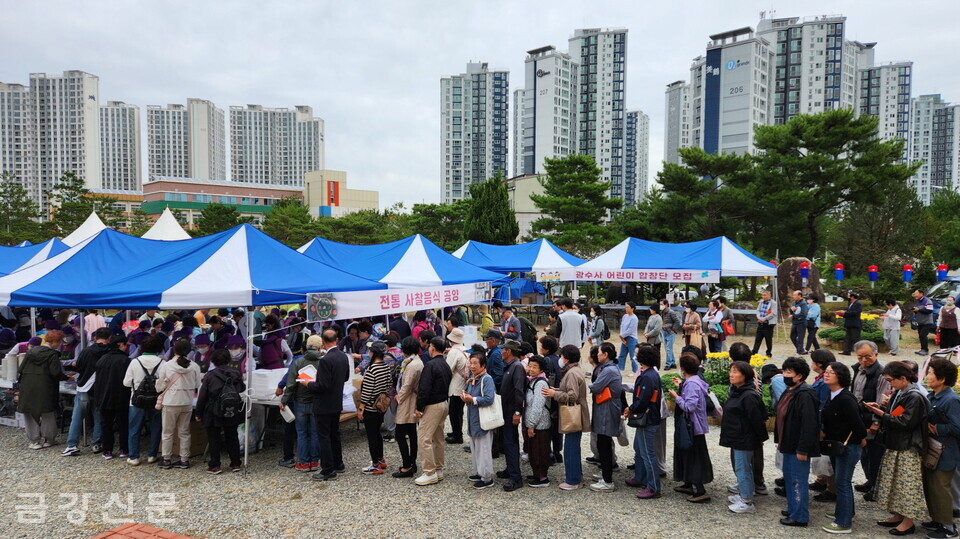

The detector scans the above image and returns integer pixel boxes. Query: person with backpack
[61,327,113,457]
[123,335,164,464]
[155,339,202,470]
[94,335,132,460]
[196,349,246,474]
[280,334,325,472]
[525,356,553,488]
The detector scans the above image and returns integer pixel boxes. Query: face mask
[782,375,794,386]
[948,300,955,307]
[684,308,691,313]
[196,346,209,354]
[64,336,74,343]
[229,349,243,359]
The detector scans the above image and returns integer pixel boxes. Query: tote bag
[479,394,505,431]
[675,410,694,451]
[559,403,582,433]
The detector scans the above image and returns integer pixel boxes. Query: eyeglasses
[883,377,895,383]
[823,369,835,375]
[856,354,874,360]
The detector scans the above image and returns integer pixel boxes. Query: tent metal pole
[30,308,36,337]
[78,309,85,353]
[243,304,254,475]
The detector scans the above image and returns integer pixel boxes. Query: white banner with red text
[305,282,493,321]
[535,268,720,283]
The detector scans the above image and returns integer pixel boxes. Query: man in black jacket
[496,340,526,491]
[413,337,452,486]
[849,340,890,498]
[303,329,350,481]
[62,327,113,456]
[93,336,132,459]
[837,291,863,355]
[774,357,820,527]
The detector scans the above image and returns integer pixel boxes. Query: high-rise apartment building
[147,98,225,181]
[0,71,103,214]
[859,61,913,147]
[625,110,650,202]
[440,62,509,203]
[516,46,578,176]
[568,28,628,201]
[99,101,141,190]
[229,104,324,187]
[512,88,526,177]
[756,14,860,123]
[664,80,691,165]
[908,95,960,205]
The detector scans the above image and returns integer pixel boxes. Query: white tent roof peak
[61,212,108,246]
[142,208,191,241]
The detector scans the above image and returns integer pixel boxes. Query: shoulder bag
[155,371,183,410]
[674,409,694,451]
[559,401,582,433]
[925,437,945,470]
[478,382,504,430]
[819,430,853,457]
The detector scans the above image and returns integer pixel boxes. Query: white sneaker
[126,458,141,466]
[589,479,616,492]
[61,446,80,457]
[728,499,756,513]
[40,442,52,449]
[726,484,739,494]
[592,472,603,480]
[727,494,742,504]
[146,456,158,464]
[28,442,43,450]
[414,473,439,486]
[521,452,529,463]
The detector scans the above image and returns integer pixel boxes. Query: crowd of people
[4,295,960,537]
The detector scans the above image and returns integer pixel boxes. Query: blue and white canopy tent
[451,238,585,273]
[141,208,192,241]
[298,234,508,288]
[16,241,31,247]
[548,236,776,283]
[61,212,109,247]
[0,238,70,275]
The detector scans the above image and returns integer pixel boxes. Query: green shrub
[818,326,884,346]
[762,385,774,416]
[709,384,729,405]
[703,357,731,387]
[661,373,682,401]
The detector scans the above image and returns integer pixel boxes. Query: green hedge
[709,384,729,405]
[661,373,682,401]
[818,318,884,346]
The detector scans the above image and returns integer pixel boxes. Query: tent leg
[78,309,85,353]
[244,305,254,475]
[30,308,36,338]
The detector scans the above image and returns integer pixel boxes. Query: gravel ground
[0,330,910,538]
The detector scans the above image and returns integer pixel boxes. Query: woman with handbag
[864,361,931,536]
[922,358,960,538]
[155,339,202,470]
[805,294,822,352]
[820,362,867,534]
[669,351,713,503]
[359,343,394,475]
[588,342,623,492]
[393,337,423,478]
[682,302,706,355]
[625,345,663,500]
[720,360,769,514]
[543,345,590,490]
[703,301,724,354]
[461,351,497,489]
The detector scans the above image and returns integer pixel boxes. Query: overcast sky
[3,0,958,208]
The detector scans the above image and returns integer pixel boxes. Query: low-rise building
[504,173,545,241]
[141,176,302,227]
[303,170,379,217]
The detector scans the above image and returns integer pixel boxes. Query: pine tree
[462,171,518,245]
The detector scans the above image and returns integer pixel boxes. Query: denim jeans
[733,449,755,500]
[633,424,660,492]
[66,391,102,448]
[563,431,583,484]
[663,332,677,367]
[831,444,861,528]
[618,337,638,372]
[127,406,161,460]
[294,402,319,464]
[782,453,811,523]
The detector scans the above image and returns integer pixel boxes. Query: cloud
[2,0,958,206]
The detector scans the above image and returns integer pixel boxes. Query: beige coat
[395,355,423,425]
[552,362,591,433]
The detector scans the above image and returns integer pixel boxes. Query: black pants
[752,324,774,355]
[100,405,129,455]
[597,434,614,483]
[395,423,417,468]
[282,415,297,461]
[447,395,464,442]
[790,324,806,353]
[919,324,934,352]
[843,326,862,354]
[860,439,885,487]
[940,328,960,349]
[805,326,820,351]
[549,417,563,459]
[207,424,241,468]
[363,410,384,463]
[315,412,343,475]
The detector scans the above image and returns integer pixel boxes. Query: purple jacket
[676,375,709,435]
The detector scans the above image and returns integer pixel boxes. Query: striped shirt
[360,361,393,409]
